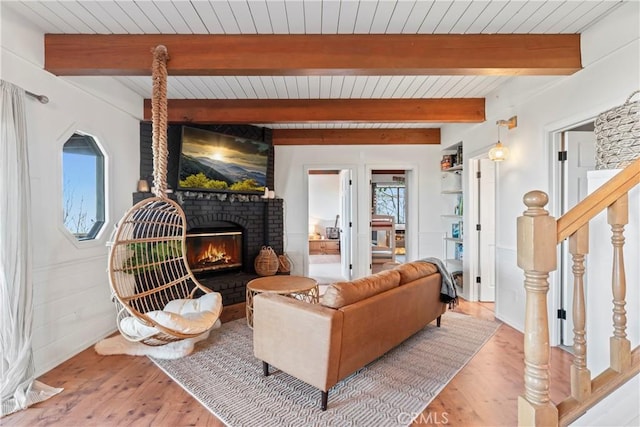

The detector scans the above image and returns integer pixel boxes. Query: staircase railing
[517,157,640,426]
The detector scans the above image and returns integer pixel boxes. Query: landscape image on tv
[178,126,268,193]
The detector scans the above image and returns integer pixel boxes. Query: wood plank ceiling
[3,0,626,144]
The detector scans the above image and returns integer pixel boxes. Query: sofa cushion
[395,261,438,285]
[320,269,400,309]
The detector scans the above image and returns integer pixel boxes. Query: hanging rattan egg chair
[107,46,222,346]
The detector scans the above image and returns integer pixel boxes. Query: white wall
[440,1,640,335]
[308,174,340,237]
[275,144,443,278]
[1,7,142,375]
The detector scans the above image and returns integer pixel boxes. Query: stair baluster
[608,195,631,372]
[569,224,591,401]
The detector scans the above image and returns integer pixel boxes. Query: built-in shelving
[443,237,463,243]
[441,141,464,296]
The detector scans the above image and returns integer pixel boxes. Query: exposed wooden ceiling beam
[143,99,484,124]
[272,128,440,145]
[308,170,341,175]
[45,34,581,76]
[373,170,407,175]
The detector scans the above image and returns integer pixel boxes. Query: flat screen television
[177,126,269,193]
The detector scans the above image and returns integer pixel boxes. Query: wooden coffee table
[245,275,319,328]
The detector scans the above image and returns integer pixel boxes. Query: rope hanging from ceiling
[151,45,169,197]
[105,45,222,347]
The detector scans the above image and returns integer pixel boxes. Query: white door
[561,130,597,344]
[478,159,496,301]
[567,131,597,208]
[339,170,353,280]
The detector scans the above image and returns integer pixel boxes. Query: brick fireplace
[136,122,283,305]
[133,191,284,305]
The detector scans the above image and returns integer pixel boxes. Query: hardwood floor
[416,300,571,426]
[4,300,571,427]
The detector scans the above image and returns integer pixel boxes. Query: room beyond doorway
[371,170,408,273]
[307,169,353,288]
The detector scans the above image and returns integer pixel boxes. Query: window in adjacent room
[62,132,105,241]
[373,184,405,226]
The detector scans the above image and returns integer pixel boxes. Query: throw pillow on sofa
[320,269,400,309]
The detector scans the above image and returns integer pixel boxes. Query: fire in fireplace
[186,229,242,273]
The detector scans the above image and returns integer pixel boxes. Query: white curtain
[0,80,62,416]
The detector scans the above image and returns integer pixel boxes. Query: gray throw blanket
[420,257,458,307]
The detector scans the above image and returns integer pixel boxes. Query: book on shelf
[455,243,463,261]
[454,195,463,215]
[451,223,460,239]
[456,145,463,167]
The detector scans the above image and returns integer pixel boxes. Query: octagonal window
[62,132,105,241]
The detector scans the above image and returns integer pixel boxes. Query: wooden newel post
[517,191,558,427]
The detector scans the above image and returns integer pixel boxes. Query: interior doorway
[555,121,597,346]
[371,170,408,273]
[468,158,496,303]
[307,169,353,286]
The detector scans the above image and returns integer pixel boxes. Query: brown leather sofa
[252,260,447,410]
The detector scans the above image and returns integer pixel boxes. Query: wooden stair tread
[558,346,640,427]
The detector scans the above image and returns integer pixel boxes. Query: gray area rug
[151,311,500,426]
